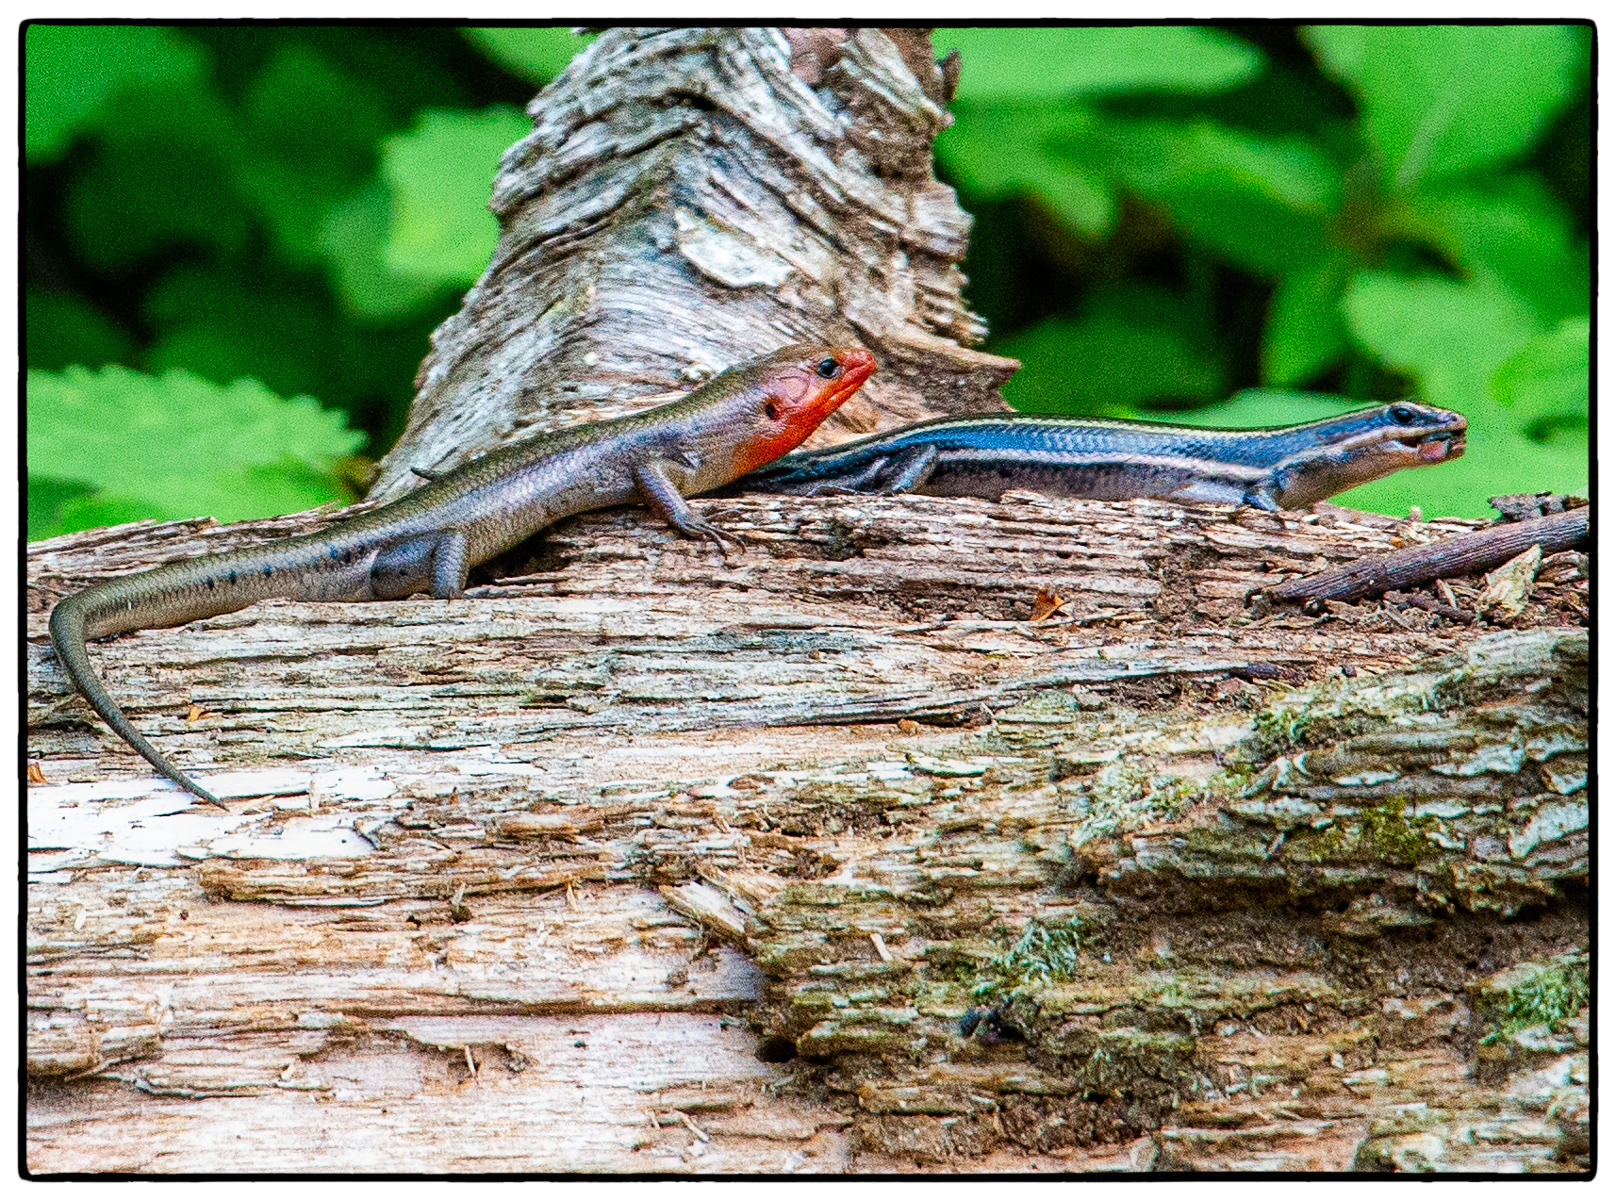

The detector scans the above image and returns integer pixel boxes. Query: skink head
[724,344,877,477]
[1274,400,1467,506]
[1368,401,1468,462]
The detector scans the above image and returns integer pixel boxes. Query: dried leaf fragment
[1479,544,1543,622]
[1028,586,1066,622]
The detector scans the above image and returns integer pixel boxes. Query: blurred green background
[25,23,1590,540]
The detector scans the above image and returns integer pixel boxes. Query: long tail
[48,595,224,807]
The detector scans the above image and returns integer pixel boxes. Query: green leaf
[998,287,1226,415]
[26,288,135,370]
[1263,258,1350,385]
[90,72,238,148]
[1098,119,1340,212]
[1059,118,1340,274]
[28,475,98,541]
[25,24,206,162]
[50,493,174,539]
[938,27,1261,101]
[319,181,451,319]
[937,104,1114,235]
[26,366,362,530]
[1158,188,1330,278]
[140,261,439,421]
[240,42,391,173]
[1492,318,1589,431]
[1138,388,1362,430]
[1304,24,1586,189]
[1400,177,1590,324]
[1531,419,1590,495]
[62,110,251,270]
[63,144,251,270]
[381,107,532,283]
[141,266,349,404]
[463,27,593,84]
[232,43,394,264]
[1343,272,1543,404]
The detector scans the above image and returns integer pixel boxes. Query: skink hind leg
[803,454,894,496]
[371,530,468,600]
[634,462,746,555]
[430,531,469,599]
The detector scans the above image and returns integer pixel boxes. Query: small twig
[1268,509,1588,606]
[677,1111,710,1142]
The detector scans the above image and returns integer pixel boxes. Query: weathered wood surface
[26,494,1589,1173]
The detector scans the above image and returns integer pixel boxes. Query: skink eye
[816,357,840,379]
[1389,404,1416,425]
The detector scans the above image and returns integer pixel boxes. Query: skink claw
[696,522,747,559]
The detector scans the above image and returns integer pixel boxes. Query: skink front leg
[876,444,941,494]
[801,453,893,496]
[633,462,746,554]
[1244,485,1283,512]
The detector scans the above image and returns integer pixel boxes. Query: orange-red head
[726,345,877,477]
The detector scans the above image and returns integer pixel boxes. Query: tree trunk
[372,26,1015,501]
[26,26,1588,1175]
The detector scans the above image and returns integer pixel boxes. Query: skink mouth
[1392,430,1465,462]
[811,353,876,418]
[833,352,876,400]
[1420,433,1465,462]
[1384,410,1466,461]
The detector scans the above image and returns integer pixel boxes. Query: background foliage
[935,23,1591,518]
[26,24,1590,539]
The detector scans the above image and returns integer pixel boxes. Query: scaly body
[50,344,876,805]
[731,402,1466,510]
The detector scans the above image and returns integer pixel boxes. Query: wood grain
[26,490,1589,1173]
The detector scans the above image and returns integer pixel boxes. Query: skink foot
[695,523,747,559]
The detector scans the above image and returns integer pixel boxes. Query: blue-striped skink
[728,402,1466,510]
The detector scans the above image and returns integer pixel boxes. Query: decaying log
[26,492,1589,1172]
[25,25,1587,1175]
